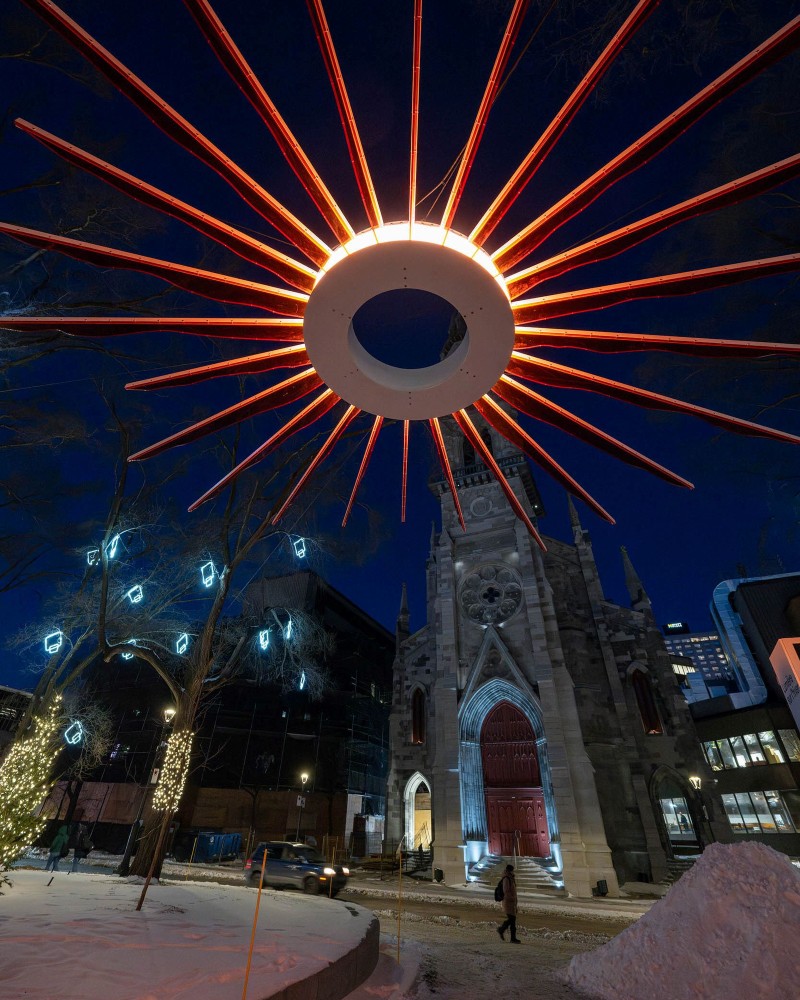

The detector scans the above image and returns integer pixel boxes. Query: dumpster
[190,832,242,863]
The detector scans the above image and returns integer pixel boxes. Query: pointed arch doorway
[481,702,549,857]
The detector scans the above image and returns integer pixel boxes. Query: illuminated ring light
[4,0,800,549]
[305,225,513,420]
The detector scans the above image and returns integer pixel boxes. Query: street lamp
[295,773,309,841]
[689,775,702,790]
[164,707,176,725]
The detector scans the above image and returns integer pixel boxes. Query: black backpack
[494,877,505,902]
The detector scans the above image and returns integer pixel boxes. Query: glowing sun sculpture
[4,0,800,550]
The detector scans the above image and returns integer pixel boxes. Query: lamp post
[295,772,309,841]
[116,706,176,876]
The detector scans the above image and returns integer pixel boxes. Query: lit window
[778,730,800,763]
[716,739,738,769]
[743,734,766,765]
[703,742,724,771]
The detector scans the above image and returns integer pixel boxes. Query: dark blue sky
[2,0,799,690]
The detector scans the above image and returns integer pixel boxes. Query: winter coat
[500,873,517,915]
[48,826,69,856]
[72,826,93,860]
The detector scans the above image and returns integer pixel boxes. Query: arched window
[631,668,663,735]
[411,688,426,745]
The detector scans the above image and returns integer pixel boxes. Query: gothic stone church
[386,416,729,896]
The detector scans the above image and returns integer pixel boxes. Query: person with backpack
[44,825,69,872]
[496,864,520,943]
[69,822,94,873]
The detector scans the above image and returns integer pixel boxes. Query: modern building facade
[662,622,736,699]
[386,413,729,897]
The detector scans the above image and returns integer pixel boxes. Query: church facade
[386,416,730,896]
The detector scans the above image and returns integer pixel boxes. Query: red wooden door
[481,703,549,857]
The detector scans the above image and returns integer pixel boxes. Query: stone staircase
[468,854,565,896]
[661,856,698,887]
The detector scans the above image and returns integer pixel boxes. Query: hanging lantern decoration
[292,536,307,559]
[120,639,138,659]
[299,671,306,691]
[63,720,84,745]
[104,534,121,560]
[258,628,271,651]
[87,548,100,566]
[200,560,216,587]
[126,584,144,605]
[175,633,190,655]
[43,631,63,655]
[284,619,293,641]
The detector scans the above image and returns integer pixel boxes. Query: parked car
[244,841,349,896]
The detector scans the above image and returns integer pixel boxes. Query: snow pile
[567,842,800,1000]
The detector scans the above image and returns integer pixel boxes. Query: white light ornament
[299,671,306,691]
[104,534,121,560]
[121,639,137,660]
[284,619,293,641]
[43,631,63,655]
[175,633,190,655]
[292,536,307,559]
[87,548,100,566]
[200,560,216,587]
[126,584,144,605]
[258,628,271,651]
[64,720,84,745]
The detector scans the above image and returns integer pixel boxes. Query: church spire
[396,582,410,651]
[621,546,652,614]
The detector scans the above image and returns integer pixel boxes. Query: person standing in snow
[69,822,93,873]
[45,825,69,872]
[497,864,521,943]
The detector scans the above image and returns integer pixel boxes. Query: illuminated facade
[387,416,731,895]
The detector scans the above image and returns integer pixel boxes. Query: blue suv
[244,841,349,896]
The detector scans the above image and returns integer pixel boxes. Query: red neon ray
[428,418,465,532]
[441,0,529,229]
[184,0,354,246]
[470,0,658,247]
[511,254,800,324]
[0,223,308,317]
[129,369,324,461]
[272,404,361,523]
[492,375,693,488]
[493,14,800,270]
[513,326,800,358]
[126,346,310,391]
[1,317,304,342]
[453,409,545,548]
[343,415,384,527]
[473,396,614,524]
[506,352,800,445]
[306,0,383,229]
[409,0,423,227]
[15,119,316,293]
[506,153,800,297]
[401,419,410,522]
[189,389,341,511]
[20,0,331,266]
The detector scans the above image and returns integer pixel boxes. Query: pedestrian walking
[69,822,94,873]
[44,825,69,872]
[496,864,520,943]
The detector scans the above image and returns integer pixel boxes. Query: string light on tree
[0,694,63,870]
[152,729,193,813]
[43,631,63,655]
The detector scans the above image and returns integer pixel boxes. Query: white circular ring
[303,233,514,420]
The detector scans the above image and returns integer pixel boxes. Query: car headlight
[323,867,336,876]
[341,867,350,875]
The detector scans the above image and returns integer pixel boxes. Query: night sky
[1,0,799,692]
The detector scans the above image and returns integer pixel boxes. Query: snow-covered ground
[0,869,376,1000]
